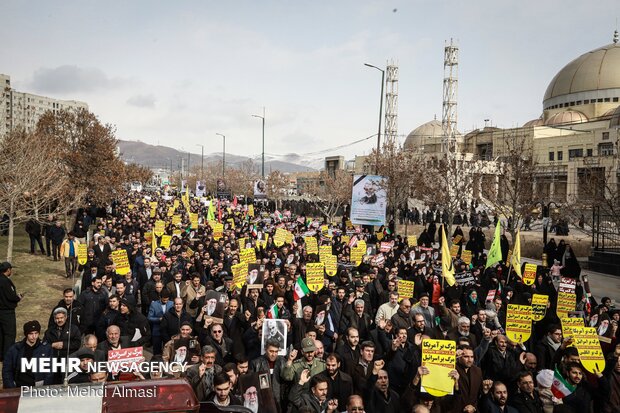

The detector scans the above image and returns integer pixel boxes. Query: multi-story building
[1,73,88,137]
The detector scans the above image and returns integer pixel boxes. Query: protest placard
[506,304,532,343]
[421,339,456,397]
[111,249,131,275]
[556,277,576,319]
[531,294,548,321]
[232,262,248,289]
[461,250,472,265]
[523,263,537,285]
[239,248,257,265]
[305,263,325,292]
[398,280,415,298]
[77,244,88,265]
[324,254,338,277]
[153,220,165,237]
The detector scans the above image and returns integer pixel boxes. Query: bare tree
[480,131,537,241]
[305,170,352,223]
[0,129,75,262]
[123,163,154,185]
[267,170,289,208]
[365,139,418,219]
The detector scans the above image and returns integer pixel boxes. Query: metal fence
[592,206,620,251]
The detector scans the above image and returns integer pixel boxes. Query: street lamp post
[215,133,226,180]
[364,63,385,175]
[196,144,204,183]
[252,108,265,178]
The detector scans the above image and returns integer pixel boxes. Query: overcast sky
[3,0,619,164]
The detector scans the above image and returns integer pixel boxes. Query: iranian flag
[294,277,310,301]
[551,368,575,399]
[266,303,279,319]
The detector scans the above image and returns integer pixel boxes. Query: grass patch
[0,230,75,339]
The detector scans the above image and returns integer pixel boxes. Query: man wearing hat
[2,320,53,388]
[67,348,96,384]
[0,261,22,360]
[281,337,326,383]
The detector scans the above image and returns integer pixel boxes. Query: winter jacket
[2,339,53,388]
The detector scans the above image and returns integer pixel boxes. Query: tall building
[1,73,88,137]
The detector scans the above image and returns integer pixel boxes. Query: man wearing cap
[2,320,53,388]
[281,337,326,383]
[0,262,22,360]
[67,348,96,384]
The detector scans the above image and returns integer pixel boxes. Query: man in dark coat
[2,320,53,388]
[25,218,45,254]
[318,353,354,412]
[0,262,22,360]
[250,338,288,407]
[508,371,544,413]
[49,221,66,261]
[77,276,108,335]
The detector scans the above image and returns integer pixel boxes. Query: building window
[614,97,619,102]
[568,149,583,160]
[557,151,563,161]
[597,98,603,102]
[604,98,610,102]
[599,142,614,156]
[603,132,609,140]
[576,101,582,105]
[548,152,554,161]
[586,148,593,157]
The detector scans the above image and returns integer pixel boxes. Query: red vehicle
[0,379,251,413]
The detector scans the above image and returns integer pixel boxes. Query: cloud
[127,94,156,108]
[29,65,123,94]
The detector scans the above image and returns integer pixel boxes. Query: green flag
[207,199,215,221]
[485,220,502,269]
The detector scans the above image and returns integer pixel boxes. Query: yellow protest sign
[239,248,256,265]
[186,247,194,257]
[357,240,366,252]
[531,294,548,321]
[506,249,513,266]
[305,237,318,255]
[172,230,182,238]
[421,339,456,397]
[350,245,365,266]
[305,263,325,292]
[190,213,198,229]
[238,237,247,250]
[573,326,605,374]
[285,231,293,245]
[231,262,248,289]
[248,204,254,217]
[150,208,156,218]
[274,228,288,247]
[256,234,268,249]
[213,223,224,240]
[407,235,417,246]
[160,235,172,249]
[149,201,158,210]
[450,244,459,258]
[376,232,384,241]
[128,204,134,210]
[111,250,130,275]
[320,225,329,236]
[462,250,472,265]
[398,280,415,299]
[561,317,584,340]
[151,231,157,251]
[319,245,332,261]
[173,199,179,211]
[324,254,338,277]
[452,234,462,244]
[506,304,532,343]
[341,235,350,245]
[556,277,576,319]
[172,215,181,226]
[227,218,235,229]
[523,263,537,285]
[154,220,165,237]
[77,244,88,265]
[167,206,174,217]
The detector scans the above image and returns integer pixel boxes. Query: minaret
[384,61,399,143]
[442,39,459,156]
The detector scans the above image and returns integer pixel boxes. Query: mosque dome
[404,119,462,152]
[523,117,544,127]
[543,41,620,110]
[609,105,620,128]
[544,110,588,126]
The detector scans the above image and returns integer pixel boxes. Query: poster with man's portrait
[216,179,231,199]
[239,372,277,413]
[350,174,387,226]
[202,290,226,324]
[254,180,267,199]
[247,263,265,289]
[261,319,288,356]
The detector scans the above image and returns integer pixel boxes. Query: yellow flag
[441,225,456,286]
[511,230,522,277]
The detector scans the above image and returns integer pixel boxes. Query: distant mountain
[117,140,317,173]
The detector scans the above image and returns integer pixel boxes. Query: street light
[196,144,204,183]
[251,107,265,179]
[364,63,385,175]
[215,133,226,180]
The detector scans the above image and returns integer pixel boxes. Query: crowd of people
[0,190,619,413]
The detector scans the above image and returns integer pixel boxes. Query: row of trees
[0,109,152,261]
